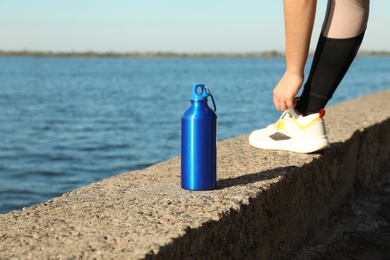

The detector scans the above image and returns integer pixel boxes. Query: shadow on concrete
[216,166,296,189]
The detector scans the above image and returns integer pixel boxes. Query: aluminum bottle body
[181,100,217,190]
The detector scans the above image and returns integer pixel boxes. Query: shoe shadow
[216,166,296,190]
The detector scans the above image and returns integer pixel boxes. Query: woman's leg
[295,0,370,116]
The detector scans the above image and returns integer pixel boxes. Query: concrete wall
[1,90,389,259]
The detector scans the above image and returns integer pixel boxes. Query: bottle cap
[190,83,216,111]
[191,84,208,100]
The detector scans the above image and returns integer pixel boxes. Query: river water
[1,56,389,213]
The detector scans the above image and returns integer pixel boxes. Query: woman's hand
[273,70,304,111]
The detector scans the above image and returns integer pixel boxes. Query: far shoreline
[0,50,389,58]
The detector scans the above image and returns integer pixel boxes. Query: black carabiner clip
[204,86,217,112]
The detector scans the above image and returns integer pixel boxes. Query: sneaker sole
[249,134,330,154]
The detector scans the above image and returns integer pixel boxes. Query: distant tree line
[0,50,388,58]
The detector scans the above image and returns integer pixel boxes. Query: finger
[273,96,279,110]
[285,98,295,109]
[278,100,287,111]
[281,101,288,111]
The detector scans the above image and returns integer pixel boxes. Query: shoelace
[273,110,291,130]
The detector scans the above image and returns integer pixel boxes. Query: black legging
[295,0,370,116]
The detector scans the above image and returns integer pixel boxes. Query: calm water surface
[0,56,389,213]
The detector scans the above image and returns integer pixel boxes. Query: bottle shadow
[216,166,296,190]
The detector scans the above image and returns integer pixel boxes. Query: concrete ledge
[1,90,390,259]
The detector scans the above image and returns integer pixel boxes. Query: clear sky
[1,0,389,53]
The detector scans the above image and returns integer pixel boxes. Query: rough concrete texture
[1,90,390,259]
[294,170,390,259]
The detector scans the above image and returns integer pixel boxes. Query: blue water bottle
[181,83,217,190]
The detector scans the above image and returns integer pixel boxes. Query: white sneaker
[249,108,330,153]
